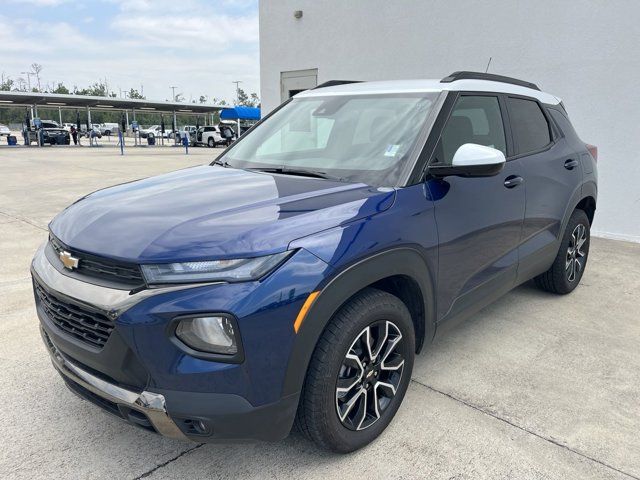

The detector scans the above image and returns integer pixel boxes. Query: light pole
[232,80,242,105]
[170,86,178,102]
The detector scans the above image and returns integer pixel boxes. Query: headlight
[175,315,238,355]
[141,250,293,284]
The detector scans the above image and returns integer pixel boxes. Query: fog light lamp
[176,315,238,355]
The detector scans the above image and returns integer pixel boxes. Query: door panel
[428,161,525,321]
[516,141,583,282]
[427,94,525,322]
[505,97,584,282]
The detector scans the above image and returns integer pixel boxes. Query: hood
[49,165,395,263]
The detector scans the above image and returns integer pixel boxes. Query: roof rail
[440,71,540,91]
[313,80,362,90]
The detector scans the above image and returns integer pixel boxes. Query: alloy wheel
[335,320,405,431]
[566,223,587,282]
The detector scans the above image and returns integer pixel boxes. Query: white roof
[296,78,561,105]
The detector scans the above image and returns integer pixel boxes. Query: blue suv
[32,72,597,452]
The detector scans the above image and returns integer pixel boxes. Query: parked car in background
[139,125,159,139]
[41,128,70,145]
[39,120,60,129]
[24,120,60,144]
[62,123,75,132]
[194,126,224,147]
[0,124,10,137]
[25,127,71,145]
[98,123,119,136]
[79,126,102,138]
[139,125,169,139]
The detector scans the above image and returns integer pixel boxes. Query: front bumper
[42,328,186,439]
[32,242,328,442]
[42,327,300,441]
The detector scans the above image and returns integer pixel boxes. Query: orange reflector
[294,291,320,333]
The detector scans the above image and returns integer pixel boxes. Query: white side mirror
[452,143,506,168]
[429,143,507,178]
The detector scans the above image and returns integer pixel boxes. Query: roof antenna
[484,57,492,73]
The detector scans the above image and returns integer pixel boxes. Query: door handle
[564,159,579,170]
[504,175,523,189]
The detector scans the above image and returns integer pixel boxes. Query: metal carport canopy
[0,91,224,113]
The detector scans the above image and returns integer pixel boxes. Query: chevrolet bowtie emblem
[59,250,80,270]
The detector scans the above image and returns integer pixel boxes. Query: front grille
[50,235,145,287]
[34,280,114,349]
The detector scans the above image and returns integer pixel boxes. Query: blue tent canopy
[220,106,261,121]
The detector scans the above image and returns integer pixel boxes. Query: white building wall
[259,0,640,241]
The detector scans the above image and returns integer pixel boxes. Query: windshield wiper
[211,159,230,167]
[247,167,338,180]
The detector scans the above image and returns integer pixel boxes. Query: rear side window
[507,97,551,154]
[548,109,580,142]
[433,95,506,165]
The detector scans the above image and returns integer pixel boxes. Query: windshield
[219,92,439,186]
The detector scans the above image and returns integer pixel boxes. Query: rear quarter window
[507,97,551,154]
[548,109,580,142]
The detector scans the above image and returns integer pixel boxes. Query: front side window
[219,92,439,186]
[507,97,551,154]
[432,95,506,165]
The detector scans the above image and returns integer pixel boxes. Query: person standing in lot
[223,126,234,147]
[70,126,78,145]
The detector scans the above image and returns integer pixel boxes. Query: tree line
[0,63,260,126]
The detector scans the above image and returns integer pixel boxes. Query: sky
[0,0,259,104]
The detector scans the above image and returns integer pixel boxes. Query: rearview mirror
[429,143,506,178]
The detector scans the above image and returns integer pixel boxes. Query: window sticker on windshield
[384,144,400,157]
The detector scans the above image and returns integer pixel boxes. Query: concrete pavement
[1,146,638,479]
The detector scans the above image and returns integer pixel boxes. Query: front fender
[281,247,436,397]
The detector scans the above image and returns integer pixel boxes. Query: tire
[207,137,214,148]
[535,209,590,294]
[104,130,111,136]
[295,287,415,452]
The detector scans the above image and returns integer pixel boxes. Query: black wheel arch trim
[281,247,436,398]
[580,180,597,211]
[561,182,597,240]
